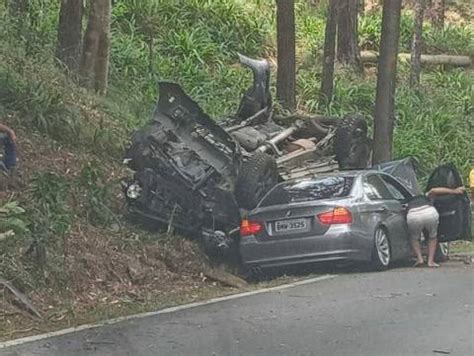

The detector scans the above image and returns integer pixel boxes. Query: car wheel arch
[374,224,392,249]
[370,224,392,270]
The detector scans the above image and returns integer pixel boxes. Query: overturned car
[123,55,372,249]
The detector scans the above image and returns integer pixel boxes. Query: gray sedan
[239,168,469,272]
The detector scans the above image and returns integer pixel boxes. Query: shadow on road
[250,257,459,283]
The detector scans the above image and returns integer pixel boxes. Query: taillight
[240,219,263,236]
[317,207,352,225]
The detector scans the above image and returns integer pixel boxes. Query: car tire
[371,227,391,271]
[243,265,264,283]
[235,152,278,210]
[334,114,369,169]
[434,242,449,262]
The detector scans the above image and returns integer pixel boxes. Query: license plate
[275,218,307,232]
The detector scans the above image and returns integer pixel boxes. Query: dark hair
[426,163,463,191]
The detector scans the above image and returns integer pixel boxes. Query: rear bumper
[239,225,371,268]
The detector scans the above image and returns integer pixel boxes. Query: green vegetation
[0,0,472,283]
[0,0,472,337]
[1,1,472,172]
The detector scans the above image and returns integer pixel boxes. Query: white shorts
[407,205,439,240]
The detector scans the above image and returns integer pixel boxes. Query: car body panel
[241,162,471,270]
[426,164,472,242]
[124,54,373,245]
[240,171,412,268]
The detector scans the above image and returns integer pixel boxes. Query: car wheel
[235,152,278,210]
[435,242,449,262]
[243,265,264,283]
[371,227,391,271]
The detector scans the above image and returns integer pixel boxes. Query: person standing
[408,186,465,268]
[407,194,440,268]
[0,123,17,171]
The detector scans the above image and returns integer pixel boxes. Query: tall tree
[276,0,296,111]
[429,0,444,29]
[80,0,112,95]
[373,0,402,164]
[320,0,338,105]
[409,0,425,87]
[56,0,84,73]
[336,0,362,70]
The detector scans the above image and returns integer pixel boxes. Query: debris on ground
[0,276,42,319]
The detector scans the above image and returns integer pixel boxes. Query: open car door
[426,164,472,242]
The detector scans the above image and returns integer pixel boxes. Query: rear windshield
[259,176,354,207]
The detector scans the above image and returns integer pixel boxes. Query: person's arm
[0,123,17,144]
[427,186,465,197]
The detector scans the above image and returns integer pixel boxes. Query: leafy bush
[29,172,72,239]
[76,161,117,226]
[0,201,33,287]
[0,201,30,237]
[359,10,473,55]
[0,50,82,142]
[0,0,471,178]
[394,69,473,178]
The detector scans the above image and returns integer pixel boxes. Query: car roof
[277,170,370,182]
[265,169,397,193]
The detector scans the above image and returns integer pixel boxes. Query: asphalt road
[2,261,473,356]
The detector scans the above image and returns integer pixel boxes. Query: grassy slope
[0,0,473,340]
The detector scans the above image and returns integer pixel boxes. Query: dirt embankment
[0,120,247,342]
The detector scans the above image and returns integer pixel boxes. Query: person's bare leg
[411,239,424,265]
[427,238,440,267]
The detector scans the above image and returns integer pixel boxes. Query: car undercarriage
[123,54,372,253]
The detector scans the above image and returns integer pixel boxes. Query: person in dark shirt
[0,123,17,171]
[408,186,465,267]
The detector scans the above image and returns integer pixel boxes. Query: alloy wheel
[375,228,390,266]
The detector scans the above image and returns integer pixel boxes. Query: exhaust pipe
[256,126,298,155]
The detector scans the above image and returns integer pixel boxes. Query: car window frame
[378,174,413,201]
[257,175,356,208]
[363,173,397,201]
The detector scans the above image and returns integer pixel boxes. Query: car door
[379,174,414,257]
[362,174,408,260]
[426,164,472,242]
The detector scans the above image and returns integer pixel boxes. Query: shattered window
[259,176,354,207]
[363,175,394,200]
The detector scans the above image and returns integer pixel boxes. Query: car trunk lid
[248,201,351,241]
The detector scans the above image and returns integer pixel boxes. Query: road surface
[1,261,473,356]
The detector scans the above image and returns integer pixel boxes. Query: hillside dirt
[0,116,254,342]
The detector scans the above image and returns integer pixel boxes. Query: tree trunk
[372,0,402,165]
[80,0,112,95]
[95,0,112,94]
[276,0,296,111]
[409,0,425,87]
[320,0,338,105]
[56,0,84,73]
[360,51,472,67]
[430,0,444,29]
[337,0,362,71]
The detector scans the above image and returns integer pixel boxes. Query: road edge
[0,274,336,349]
